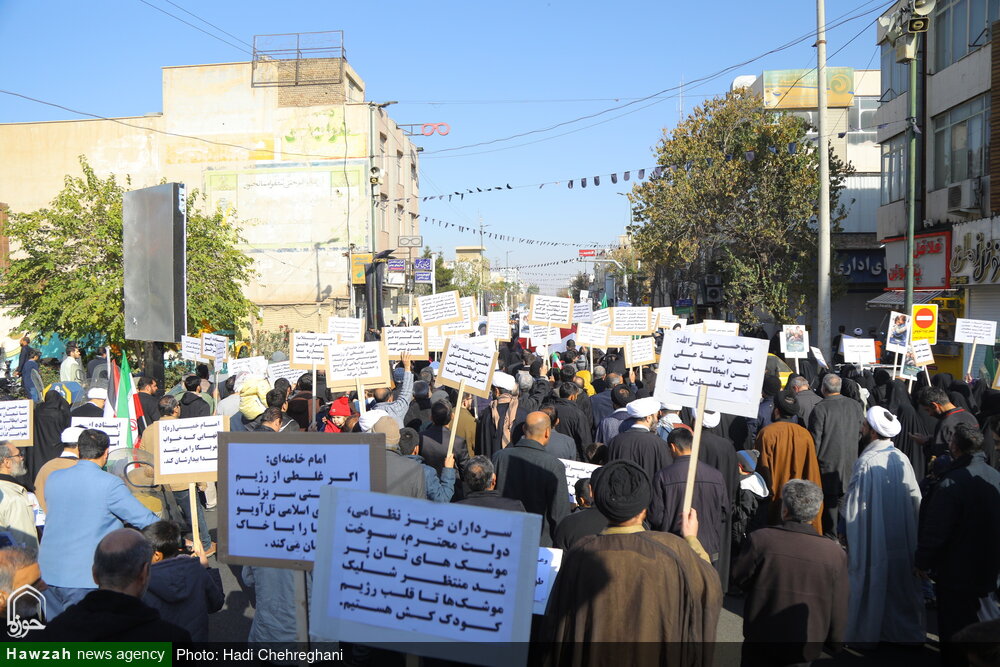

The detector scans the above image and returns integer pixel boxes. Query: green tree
[629,90,851,324]
[569,271,590,301]
[0,157,257,353]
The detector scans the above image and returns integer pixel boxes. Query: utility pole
[478,216,488,314]
[816,0,832,364]
[905,34,920,314]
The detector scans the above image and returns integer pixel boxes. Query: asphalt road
[201,508,945,666]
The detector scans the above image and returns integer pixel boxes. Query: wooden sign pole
[446,380,467,457]
[967,338,978,377]
[188,482,202,555]
[794,357,800,374]
[681,384,710,516]
[893,352,900,380]
[356,377,366,416]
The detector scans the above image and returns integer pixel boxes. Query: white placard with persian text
[328,317,365,343]
[528,294,573,328]
[201,333,228,363]
[954,318,998,344]
[572,302,593,324]
[227,356,268,377]
[487,312,511,341]
[416,291,463,326]
[439,337,498,399]
[291,332,338,369]
[575,323,608,348]
[155,416,224,484]
[559,458,600,504]
[383,327,428,359]
[71,417,130,451]
[533,547,564,616]
[181,335,209,362]
[326,342,390,390]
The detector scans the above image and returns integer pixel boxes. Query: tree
[628,90,851,324]
[569,271,590,301]
[0,157,257,353]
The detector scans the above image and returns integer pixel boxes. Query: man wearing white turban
[842,406,925,645]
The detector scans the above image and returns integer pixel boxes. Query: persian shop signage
[951,218,1000,286]
[834,250,885,284]
[884,232,950,290]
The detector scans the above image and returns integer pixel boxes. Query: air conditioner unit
[947,179,982,213]
[704,274,722,286]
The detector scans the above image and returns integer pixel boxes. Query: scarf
[490,393,519,449]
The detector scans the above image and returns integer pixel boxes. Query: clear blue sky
[0,0,884,293]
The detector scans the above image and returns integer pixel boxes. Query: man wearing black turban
[541,460,723,666]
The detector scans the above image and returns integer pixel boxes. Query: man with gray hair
[457,456,525,512]
[733,479,848,665]
[39,528,190,641]
[0,441,36,551]
[590,371,621,433]
[808,373,863,536]
[789,375,821,426]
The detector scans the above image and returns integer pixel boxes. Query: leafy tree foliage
[0,157,257,350]
[628,90,851,323]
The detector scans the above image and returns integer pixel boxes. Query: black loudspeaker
[123,183,187,343]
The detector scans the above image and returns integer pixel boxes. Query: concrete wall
[0,59,418,312]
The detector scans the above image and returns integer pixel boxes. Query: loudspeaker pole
[816,0,832,365]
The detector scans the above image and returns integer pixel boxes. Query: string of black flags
[421,216,611,248]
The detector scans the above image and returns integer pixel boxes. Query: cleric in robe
[540,460,722,666]
[842,406,925,645]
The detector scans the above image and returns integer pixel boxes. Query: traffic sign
[579,249,596,257]
[414,271,433,284]
[910,303,938,346]
[387,259,406,272]
[414,258,432,271]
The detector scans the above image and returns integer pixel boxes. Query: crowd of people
[1,331,999,666]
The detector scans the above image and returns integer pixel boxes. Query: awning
[866,290,944,309]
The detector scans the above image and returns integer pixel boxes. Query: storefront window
[881,134,907,204]
[932,94,990,189]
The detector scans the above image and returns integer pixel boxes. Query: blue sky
[0,0,884,293]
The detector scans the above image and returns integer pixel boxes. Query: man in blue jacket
[39,428,159,618]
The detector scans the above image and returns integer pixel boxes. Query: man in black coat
[419,402,470,477]
[553,478,608,550]
[136,377,160,436]
[38,528,191,643]
[493,411,570,547]
[178,375,211,419]
[808,373,863,536]
[916,423,1000,664]
[914,385,979,459]
[71,388,108,418]
[606,396,672,486]
[456,456,525,513]
[698,410,739,591]
[789,375,822,426]
[589,372,622,435]
[733,479,848,666]
[476,371,549,459]
[548,382,593,459]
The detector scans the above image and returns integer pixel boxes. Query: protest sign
[328,317,364,343]
[326,341,390,392]
[955,318,999,376]
[652,306,674,329]
[147,416,225,485]
[290,332,338,370]
[591,308,611,327]
[181,335,209,363]
[843,338,877,365]
[442,300,476,336]
[201,333,228,364]
[71,417,130,450]
[416,291,463,326]
[218,432,386,570]
[572,302,593,324]
[811,346,829,369]
[779,325,809,359]
[488,311,511,341]
[900,346,922,380]
[227,356,267,377]
[529,325,562,347]
[527,294,573,328]
[607,333,631,347]
[575,323,608,348]
[0,401,32,446]
[559,458,600,504]
[608,307,653,335]
[439,336,499,400]
[426,326,446,353]
[653,330,768,419]
[383,326,428,359]
[533,548,564,616]
[912,339,935,366]
[886,311,911,354]
[267,361,308,387]
[310,487,540,666]
[625,336,657,368]
[702,320,740,336]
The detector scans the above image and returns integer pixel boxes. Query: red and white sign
[910,304,938,346]
[883,232,951,290]
[578,249,597,257]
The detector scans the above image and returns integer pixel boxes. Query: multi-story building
[0,32,419,333]
[875,1,999,376]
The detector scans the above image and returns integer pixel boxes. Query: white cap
[627,396,661,418]
[60,426,84,445]
[492,372,516,392]
[866,406,901,438]
[703,410,721,429]
[358,409,389,433]
[660,402,683,412]
[853,327,864,336]
[88,387,108,401]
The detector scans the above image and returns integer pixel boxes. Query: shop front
[950,217,1000,377]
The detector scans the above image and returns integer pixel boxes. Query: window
[410,162,418,185]
[932,94,990,189]
[848,96,879,145]
[881,134,907,204]
[379,195,388,231]
[379,133,388,177]
[396,151,403,184]
[881,41,910,102]
[934,0,999,72]
[396,205,404,235]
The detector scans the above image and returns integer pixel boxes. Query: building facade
[0,52,419,333]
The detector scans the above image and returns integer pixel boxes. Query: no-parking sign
[910,304,938,346]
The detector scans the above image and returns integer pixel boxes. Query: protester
[419,401,470,480]
[135,377,160,435]
[33,426,82,513]
[606,396,673,484]
[398,427,456,503]
[141,520,223,642]
[0,441,37,551]
[746,374,782,446]
[21,349,41,401]
[253,406,283,432]
[732,479,848,666]
[362,411,425,499]
[286,374,317,430]
[809,373,864,536]
[179,375,211,419]
[789,375,821,426]
[542,460,721,664]
[59,341,84,385]
[553,478,609,550]
[39,429,159,617]
[842,406,924,645]
[649,428,728,570]
[493,411,569,547]
[71,387,106,417]
[27,390,71,483]
[915,423,1000,664]
[456,456,525,512]
[913,386,979,460]
[537,405,578,461]
[371,353,414,427]
[548,382,592,456]
[595,384,634,444]
[589,371,621,433]
[86,347,107,380]
[0,546,42,620]
[321,396,352,433]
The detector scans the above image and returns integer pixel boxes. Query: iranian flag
[104,352,144,448]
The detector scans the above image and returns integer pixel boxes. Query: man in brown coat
[755,390,823,535]
[732,479,848,666]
